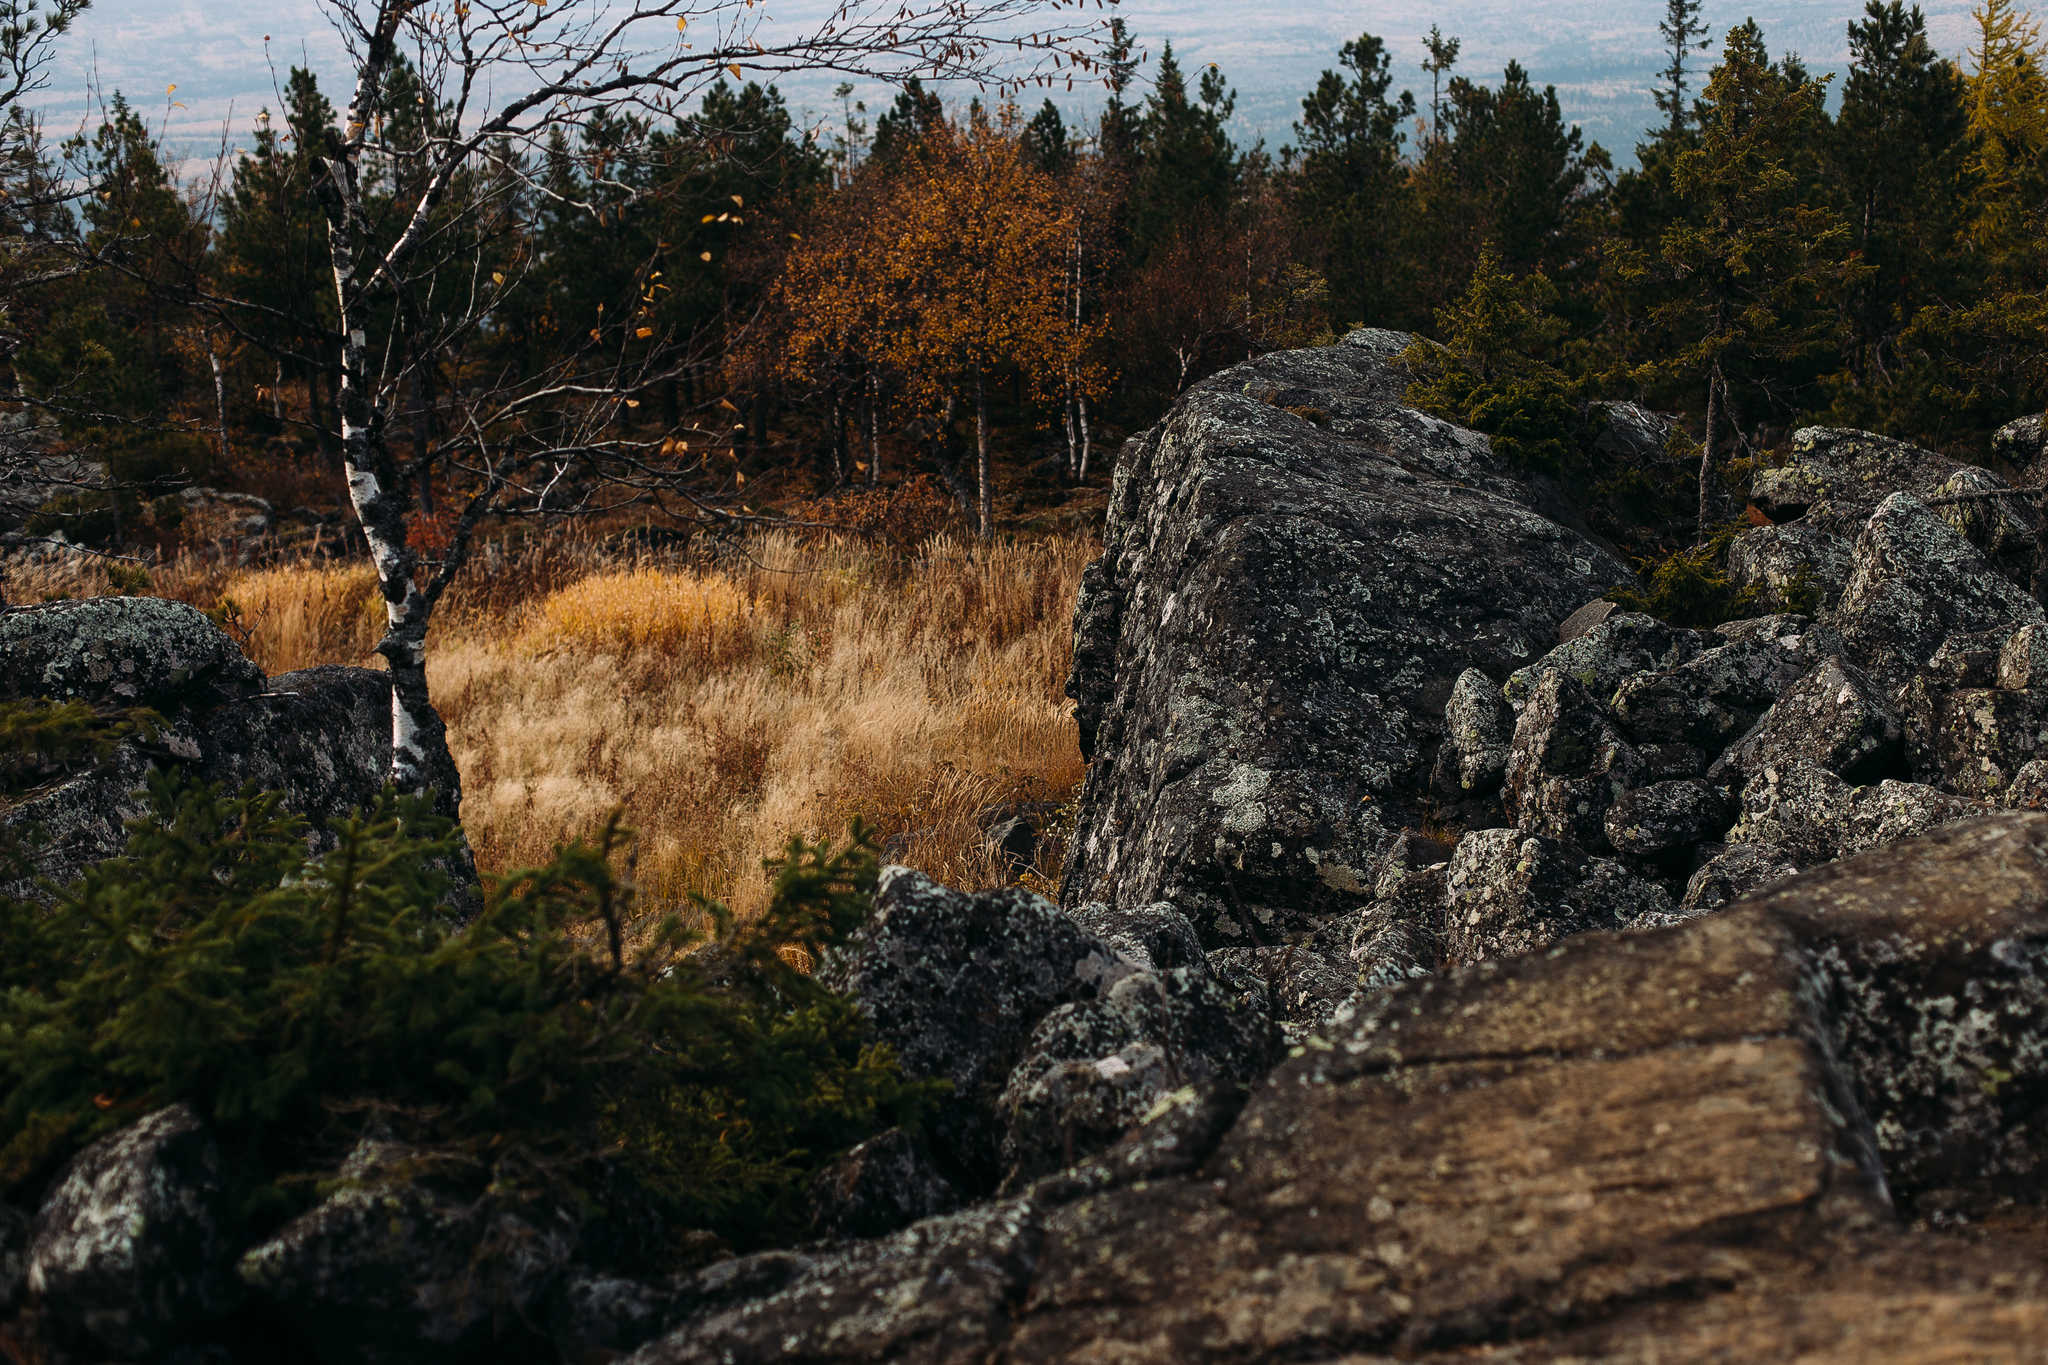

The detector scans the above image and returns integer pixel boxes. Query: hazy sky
[34,0,1987,165]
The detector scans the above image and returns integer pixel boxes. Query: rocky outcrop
[25,1104,243,1359]
[997,966,1279,1190]
[590,816,2048,1363]
[1,597,461,893]
[237,1132,577,1365]
[818,868,1137,1195]
[1059,329,1632,947]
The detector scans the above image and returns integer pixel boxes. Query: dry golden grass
[5,530,1093,917]
[437,531,1092,915]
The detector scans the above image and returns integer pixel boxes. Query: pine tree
[1291,32,1416,325]
[1823,2,1974,439]
[1421,25,1461,143]
[1652,22,1861,541]
[1127,44,1237,262]
[1655,0,1713,138]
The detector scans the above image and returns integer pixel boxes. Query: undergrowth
[0,712,934,1256]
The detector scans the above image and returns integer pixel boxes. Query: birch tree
[218,0,1103,807]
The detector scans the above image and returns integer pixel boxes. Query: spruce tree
[1291,32,1415,326]
[1655,0,1713,138]
[1127,44,1237,263]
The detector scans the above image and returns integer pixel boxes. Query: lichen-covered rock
[1841,779,1985,856]
[2009,758,2048,810]
[551,1252,812,1365]
[997,968,1280,1189]
[1502,671,1643,851]
[1503,611,1701,708]
[804,1129,961,1242]
[1060,330,1631,949]
[1207,914,1361,1033]
[1443,828,1674,964]
[1725,521,1853,613]
[1753,426,2001,536]
[1835,493,2045,693]
[0,597,263,710]
[1731,759,1981,866]
[26,1104,243,1359]
[820,868,1132,1192]
[608,822,2048,1363]
[1067,900,1207,975]
[238,1133,575,1365]
[1713,656,1903,788]
[1681,842,1804,914]
[1349,862,1448,993]
[1434,666,1514,795]
[1610,615,1841,751]
[1604,778,1737,856]
[2001,621,2048,691]
[1934,465,2036,586]
[1906,686,2048,799]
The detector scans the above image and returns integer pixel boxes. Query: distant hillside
[35,0,1985,165]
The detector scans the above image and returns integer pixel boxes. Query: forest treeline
[12,0,2048,550]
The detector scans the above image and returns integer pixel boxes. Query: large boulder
[1059,329,1631,947]
[819,868,1134,1194]
[0,596,263,711]
[1711,655,1904,788]
[1603,777,1737,856]
[1834,493,2045,693]
[1432,666,1514,796]
[237,1132,577,1365]
[0,598,453,893]
[1730,758,1982,866]
[1725,520,1853,613]
[1502,611,1701,708]
[613,817,2048,1363]
[25,1104,243,1359]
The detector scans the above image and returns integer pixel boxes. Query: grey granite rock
[1713,656,1903,788]
[805,1129,961,1242]
[26,1104,243,1359]
[1443,828,1674,964]
[1502,671,1643,852]
[820,867,1133,1193]
[1059,331,1631,949]
[1604,778,1738,856]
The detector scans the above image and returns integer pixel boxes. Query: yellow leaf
[167,84,176,94]
[700,250,712,261]
[702,214,716,222]
[491,272,505,285]
[626,398,641,407]
[677,14,687,31]
[735,470,746,487]
[590,328,602,341]
[730,194,743,207]
[788,232,801,240]
[727,63,742,80]
[635,326,653,338]
[718,398,740,412]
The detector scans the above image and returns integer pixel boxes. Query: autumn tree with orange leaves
[775,104,1107,538]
